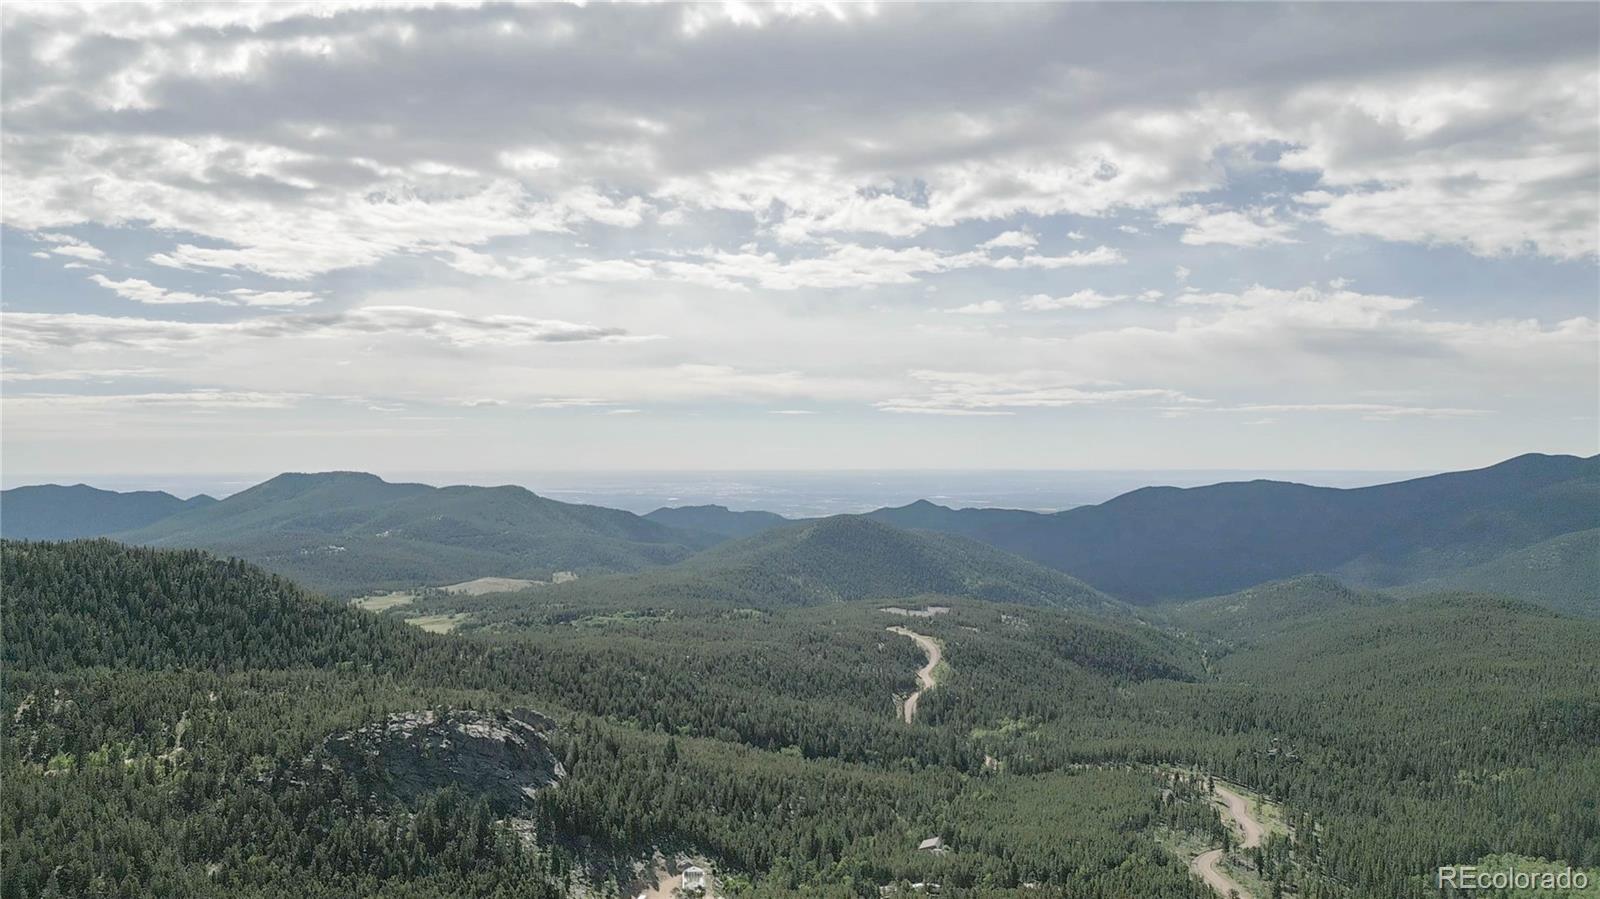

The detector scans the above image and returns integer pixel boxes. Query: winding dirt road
[886,626,941,724]
[1190,781,1264,899]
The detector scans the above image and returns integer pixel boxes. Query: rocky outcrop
[323,708,564,813]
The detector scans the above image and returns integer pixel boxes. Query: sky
[2,1,1597,480]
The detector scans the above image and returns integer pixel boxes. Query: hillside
[867,453,1600,602]
[112,471,719,596]
[1162,574,1396,644]
[1392,528,1599,617]
[643,504,790,540]
[0,484,215,540]
[1,539,425,672]
[535,514,1120,611]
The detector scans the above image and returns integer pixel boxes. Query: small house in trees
[917,836,946,854]
[682,865,708,891]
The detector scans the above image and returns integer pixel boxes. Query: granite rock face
[323,708,564,813]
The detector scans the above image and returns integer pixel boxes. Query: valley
[2,455,1596,899]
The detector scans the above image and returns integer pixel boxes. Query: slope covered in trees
[0,484,215,540]
[866,453,1599,602]
[1392,528,1599,616]
[2,541,1217,898]
[522,514,1121,611]
[9,538,1596,899]
[112,472,718,596]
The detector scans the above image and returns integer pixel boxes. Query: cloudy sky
[3,2,1596,479]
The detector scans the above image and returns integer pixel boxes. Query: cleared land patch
[405,613,470,634]
[352,591,416,612]
[879,605,950,618]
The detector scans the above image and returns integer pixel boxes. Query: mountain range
[3,453,1594,610]
[13,471,719,596]
[0,483,216,540]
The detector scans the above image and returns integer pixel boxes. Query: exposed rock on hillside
[323,708,564,813]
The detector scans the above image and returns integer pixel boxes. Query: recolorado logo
[1437,865,1590,891]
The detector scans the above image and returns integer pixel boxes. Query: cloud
[1280,65,1598,260]
[0,4,1594,469]
[1157,204,1300,247]
[1021,290,1126,310]
[1,306,632,351]
[3,389,305,411]
[227,288,322,307]
[90,274,226,305]
[878,369,1202,416]
[2,1,1591,285]
[35,233,109,263]
[439,246,549,281]
[90,275,322,307]
[946,300,1006,315]
[1222,402,1485,420]
[979,230,1037,250]
[546,241,1125,292]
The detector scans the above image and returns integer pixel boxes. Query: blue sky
[2,2,1596,477]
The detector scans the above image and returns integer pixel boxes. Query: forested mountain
[532,515,1120,611]
[0,484,215,540]
[867,453,1600,602]
[8,540,1597,899]
[1393,528,1600,617]
[1162,575,1397,643]
[111,471,718,596]
[0,540,1211,898]
[644,504,791,540]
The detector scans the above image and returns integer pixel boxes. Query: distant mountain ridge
[643,504,790,540]
[110,471,719,596]
[0,484,216,540]
[865,453,1599,603]
[7,453,1594,608]
[539,514,1121,611]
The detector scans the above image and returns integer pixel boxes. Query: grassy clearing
[404,613,471,634]
[351,591,416,612]
[442,576,540,595]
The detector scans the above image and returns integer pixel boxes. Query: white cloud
[439,246,549,281]
[1223,402,1485,420]
[1021,290,1126,310]
[32,232,108,263]
[878,369,1201,415]
[1157,204,1300,247]
[90,274,226,305]
[90,275,322,307]
[979,230,1037,250]
[1,306,633,351]
[946,300,1006,315]
[227,289,322,307]
[1279,66,1598,260]
[0,4,1594,469]
[3,389,305,411]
